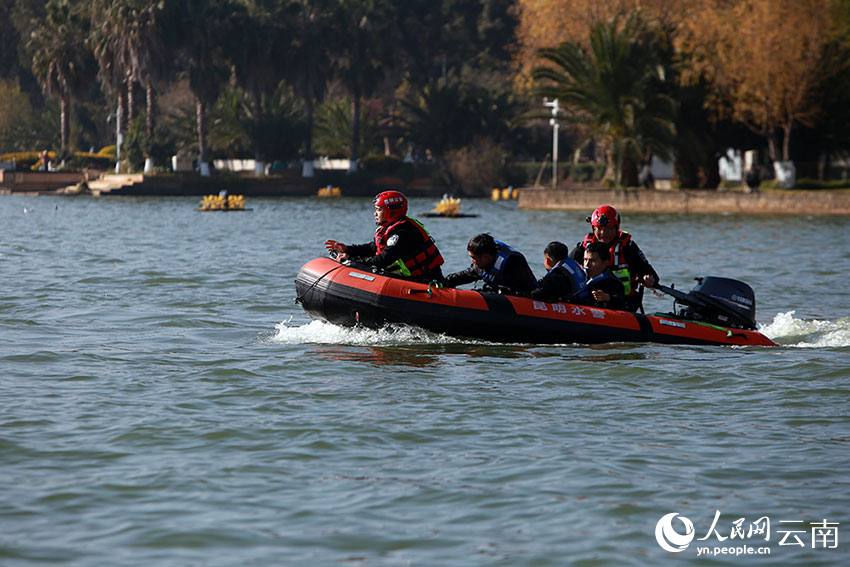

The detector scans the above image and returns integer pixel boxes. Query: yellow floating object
[491,187,519,200]
[200,194,245,210]
[432,196,463,217]
[317,186,342,198]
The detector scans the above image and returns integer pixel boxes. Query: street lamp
[115,104,122,174]
[543,98,559,188]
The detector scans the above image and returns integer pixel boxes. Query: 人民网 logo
[656,512,696,552]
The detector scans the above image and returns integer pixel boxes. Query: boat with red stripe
[295,257,778,346]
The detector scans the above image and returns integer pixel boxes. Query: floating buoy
[317,185,342,198]
[200,194,245,210]
[432,196,463,217]
[491,187,519,200]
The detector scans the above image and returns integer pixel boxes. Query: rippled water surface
[2,194,849,566]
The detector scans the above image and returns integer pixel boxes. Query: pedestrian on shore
[745,164,761,193]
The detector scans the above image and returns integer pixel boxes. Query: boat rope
[295,262,344,304]
[407,280,444,298]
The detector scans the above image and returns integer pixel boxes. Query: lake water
[2,194,848,566]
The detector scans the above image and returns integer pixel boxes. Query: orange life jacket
[375,217,444,278]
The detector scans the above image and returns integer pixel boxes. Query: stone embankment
[518,187,850,215]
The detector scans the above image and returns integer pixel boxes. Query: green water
[1,195,848,566]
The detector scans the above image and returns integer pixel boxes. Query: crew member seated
[324,190,444,280]
[445,233,537,295]
[570,205,658,312]
[530,241,588,303]
[577,241,626,310]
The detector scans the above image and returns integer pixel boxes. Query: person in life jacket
[445,233,537,295]
[570,205,658,312]
[577,241,626,310]
[530,241,589,303]
[324,190,444,280]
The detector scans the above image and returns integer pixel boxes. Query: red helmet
[588,205,620,228]
[374,190,408,223]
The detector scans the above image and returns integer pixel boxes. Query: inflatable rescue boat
[295,257,778,346]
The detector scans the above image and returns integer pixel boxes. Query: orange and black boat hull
[295,257,778,346]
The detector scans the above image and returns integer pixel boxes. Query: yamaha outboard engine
[660,277,757,330]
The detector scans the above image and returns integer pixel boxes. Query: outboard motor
[659,277,757,330]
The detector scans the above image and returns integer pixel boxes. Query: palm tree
[90,0,133,170]
[29,0,95,152]
[90,0,177,172]
[534,14,676,186]
[288,0,334,177]
[125,1,177,158]
[330,0,398,172]
[396,82,526,191]
[177,0,235,176]
[230,1,290,174]
[314,97,385,158]
[397,82,478,157]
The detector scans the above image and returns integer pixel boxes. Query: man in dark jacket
[578,241,626,310]
[445,233,537,295]
[530,241,587,303]
[324,191,444,280]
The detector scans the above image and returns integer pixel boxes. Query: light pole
[115,104,122,174]
[543,98,559,188]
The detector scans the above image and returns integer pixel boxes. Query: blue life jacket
[480,241,534,289]
[587,269,620,290]
[548,258,590,300]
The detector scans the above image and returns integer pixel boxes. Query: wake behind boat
[294,257,778,347]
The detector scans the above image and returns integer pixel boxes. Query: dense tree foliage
[534,15,676,185]
[3,0,848,189]
[29,0,95,150]
[681,0,844,163]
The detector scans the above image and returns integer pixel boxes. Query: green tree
[29,0,95,151]
[90,0,132,165]
[313,97,385,158]
[124,0,178,140]
[393,0,517,89]
[288,0,335,176]
[330,0,398,171]
[231,0,293,173]
[92,0,179,170]
[534,14,676,186]
[177,0,235,175]
[396,81,527,191]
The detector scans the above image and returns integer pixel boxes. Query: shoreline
[518,186,850,215]
[0,171,443,197]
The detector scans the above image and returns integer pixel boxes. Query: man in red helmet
[324,190,445,280]
[570,205,658,312]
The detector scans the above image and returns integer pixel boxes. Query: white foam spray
[270,318,469,346]
[760,311,850,348]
